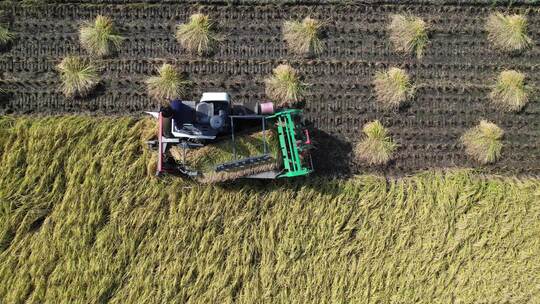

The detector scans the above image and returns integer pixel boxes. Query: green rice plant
[0,25,14,46]
[265,64,307,106]
[282,17,324,56]
[145,63,191,101]
[175,13,218,56]
[79,15,124,57]
[489,70,530,112]
[485,13,532,53]
[388,14,429,59]
[461,120,504,164]
[372,67,414,109]
[354,120,397,165]
[56,56,100,98]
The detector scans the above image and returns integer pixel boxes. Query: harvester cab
[167,92,232,140]
[146,92,313,181]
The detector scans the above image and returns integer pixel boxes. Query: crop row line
[10,32,540,49]
[11,19,540,37]
[6,90,540,119]
[9,46,539,67]
[7,4,539,21]
[5,0,537,6]
[5,77,540,95]
[2,57,538,76]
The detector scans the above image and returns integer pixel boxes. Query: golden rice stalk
[56,56,100,98]
[486,13,532,53]
[169,146,184,162]
[373,67,414,109]
[145,63,191,101]
[146,152,158,177]
[283,17,324,56]
[139,117,158,146]
[355,120,397,165]
[79,15,124,57]
[461,120,504,164]
[175,13,218,56]
[388,14,429,59]
[490,70,530,112]
[265,64,306,106]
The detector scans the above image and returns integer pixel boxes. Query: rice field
[1,116,539,303]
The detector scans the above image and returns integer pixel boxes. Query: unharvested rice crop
[373,67,414,109]
[265,64,307,106]
[388,14,429,59]
[486,13,532,53]
[79,15,124,57]
[175,13,218,56]
[490,70,530,112]
[56,56,100,98]
[145,63,191,101]
[461,120,504,164]
[282,17,324,56]
[1,116,539,303]
[355,120,397,165]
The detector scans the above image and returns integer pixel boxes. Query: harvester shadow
[309,128,352,178]
[0,41,14,53]
[81,83,107,101]
[73,83,107,111]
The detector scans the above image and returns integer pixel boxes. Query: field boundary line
[2,0,539,8]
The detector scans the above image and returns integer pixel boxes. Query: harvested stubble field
[0,0,538,176]
[1,116,540,303]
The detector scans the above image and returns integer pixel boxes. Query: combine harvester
[147,92,313,182]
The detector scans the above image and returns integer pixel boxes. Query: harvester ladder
[267,109,312,178]
[276,115,302,173]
